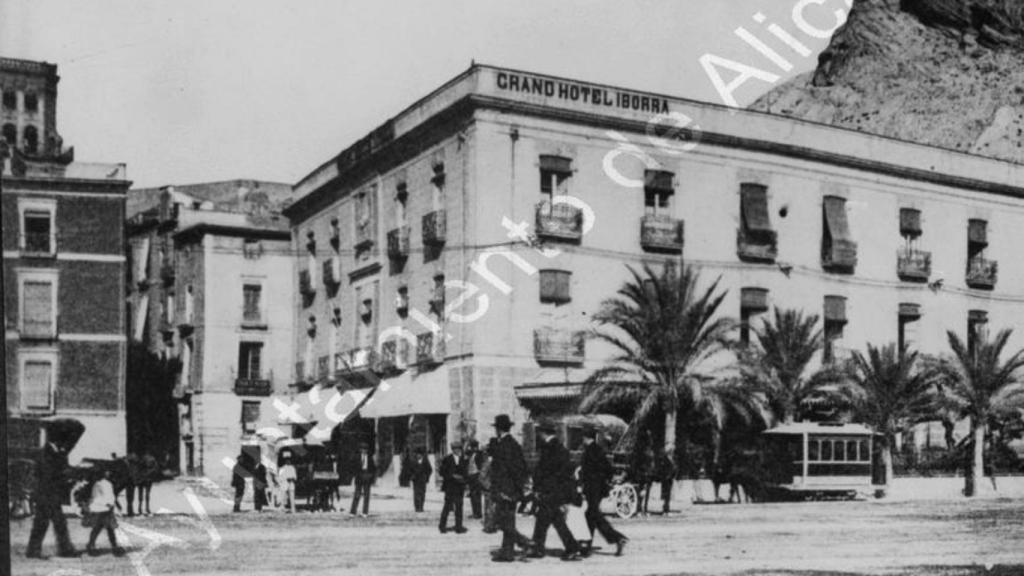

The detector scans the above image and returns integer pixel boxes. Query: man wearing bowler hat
[350,442,376,517]
[580,426,628,556]
[488,414,533,562]
[528,420,582,561]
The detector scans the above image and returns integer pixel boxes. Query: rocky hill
[749,0,1024,165]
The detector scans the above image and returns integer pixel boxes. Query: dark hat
[415,447,426,455]
[467,439,480,449]
[492,414,513,431]
[536,420,557,435]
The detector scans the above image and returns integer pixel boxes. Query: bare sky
[0,1,842,188]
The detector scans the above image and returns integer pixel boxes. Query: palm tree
[932,329,1024,496]
[578,263,750,471]
[740,308,841,425]
[841,343,939,496]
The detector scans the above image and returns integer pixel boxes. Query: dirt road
[9,497,1024,576]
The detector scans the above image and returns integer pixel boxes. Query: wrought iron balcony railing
[966,257,997,290]
[897,248,931,281]
[416,332,446,366]
[422,211,447,245]
[533,328,586,365]
[234,378,272,396]
[640,215,684,253]
[387,226,411,258]
[535,202,582,242]
[736,228,778,262]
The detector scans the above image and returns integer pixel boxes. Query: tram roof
[764,422,875,436]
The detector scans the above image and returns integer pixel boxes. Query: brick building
[126,180,294,482]
[3,57,130,461]
[287,65,1024,482]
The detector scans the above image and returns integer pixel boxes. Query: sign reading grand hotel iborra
[495,71,671,114]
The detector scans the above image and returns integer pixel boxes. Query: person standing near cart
[579,427,628,556]
[350,443,375,517]
[26,435,79,558]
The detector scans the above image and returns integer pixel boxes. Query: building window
[354,189,376,247]
[740,287,770,345]
[243,238,263,259]
[24,92,38,113]
[898,303,921,352]
[431,275,446,316]
[823,295,847,364]
[822,196,856,272]
[241,401,261,434]
[396,182,408,225]
[306,230,316,254]
[431,163,446,211]
[238,342,263,380]
[539,155,572,201]
[185,285,195,323]
[2,123,15,147]
[20,271,57,339]
[539,269,572,304]
[165,290,176,324]
[2,91,15,110]
[899,208,922,244]
[396,286,409,317]
[23,125,38,154]
[329,218,341,251]
[740,183,772,235]
[19,351,56,412]
[20,199,55,255]
[968,310,988,356]
[242,283,262,323]
[644,170,674,216]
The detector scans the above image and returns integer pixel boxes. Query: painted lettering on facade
[496,72,670,114]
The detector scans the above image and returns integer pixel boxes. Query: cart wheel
[613,484,638,519]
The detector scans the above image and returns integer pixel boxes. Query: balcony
[821,239,858,272]
[536,202,582,242]
[416,332,445,366]
[640,215,684,253]
[966,257,998,290]
[423,210,447,245]
[897,249,931,282]
[533,328,586,365]
[322,257,341,288]
[354,221,374,249]
[298,269,314,295]
[736,228,778,263]
[318,355,331,380]
[380,339,410,374]
[234,378,272,396]
[387,226,411,258]
[336,347,380,378]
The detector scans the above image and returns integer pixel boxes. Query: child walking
[87,469,125,556]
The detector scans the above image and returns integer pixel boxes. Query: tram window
[835,441,846,461]
[858,440,869,462]
[847,440,859,461]
[821,440,832,461]
[808,440,819,461]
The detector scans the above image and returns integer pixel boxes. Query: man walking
[579,427,628,556]
[466,439,485,519]
[26,434,79,558]
[350,443,375,517]
[407,447,432,513]
[438,442,469,533]
[231,451,250,513]
[528,422,583,562]
[488,414,532,562]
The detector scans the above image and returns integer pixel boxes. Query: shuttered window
[22,360,53,410]
[823,196,852,241]
[23,210,52,253]
[968,219,988,245]
[238,342,263,380]
[899,208,921,237]
[740,184,772,232]
[539,270,572,304]
[241,401,260,433]
[824,295,847,323]
[540,156,572,198]
[22,280,54,337]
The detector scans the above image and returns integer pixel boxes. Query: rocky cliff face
[749,0,1024,165]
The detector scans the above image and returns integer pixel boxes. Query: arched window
[2,123,15,147]
[23,125,39,154]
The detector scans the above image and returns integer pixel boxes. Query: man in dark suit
[528,422,582,562]
[488,414,532,562]
[579,427,628,556]
[26,438,79,558]
[438,442,469,533]
[466,439,485,519]
[349,443,376,517]
[406,447,432,513]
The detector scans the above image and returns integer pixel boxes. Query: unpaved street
[9,498,1024,576]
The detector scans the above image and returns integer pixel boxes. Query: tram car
[760,422,877,500]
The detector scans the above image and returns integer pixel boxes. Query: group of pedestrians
[487,414,629,563]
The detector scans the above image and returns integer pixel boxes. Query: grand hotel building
[285,65,1024,479]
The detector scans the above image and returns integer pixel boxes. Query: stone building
[286,64,1024,482]
[126,180,294,482]
[3,57,130,461]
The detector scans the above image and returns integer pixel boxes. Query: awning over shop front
[359,371,450,419]
[514,368,594,400]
